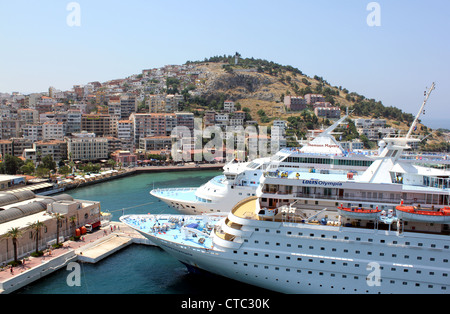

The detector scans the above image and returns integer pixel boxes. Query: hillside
[182,54,447,150]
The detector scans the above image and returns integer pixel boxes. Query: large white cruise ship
[150,113,376,214]
[121,83,450,294]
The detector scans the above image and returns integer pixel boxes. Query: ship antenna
[406,82,435,139]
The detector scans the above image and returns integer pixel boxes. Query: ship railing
[262,191,405,205]
[152,187,197,193]
[263,169,361,179]
[288,193,445,206]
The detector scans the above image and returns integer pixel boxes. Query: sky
[0,0,449,128]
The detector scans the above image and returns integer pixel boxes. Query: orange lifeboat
[395,205,450,223]
[338,204,381,220]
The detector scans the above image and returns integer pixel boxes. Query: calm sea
[14,170,271,294]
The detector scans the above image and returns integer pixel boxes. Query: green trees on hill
[352,99,414,123]
[187,54,303,77]
[186,54,418,127]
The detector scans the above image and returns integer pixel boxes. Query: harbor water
[14,170,271,294]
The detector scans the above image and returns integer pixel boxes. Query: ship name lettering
[301,180,343,187]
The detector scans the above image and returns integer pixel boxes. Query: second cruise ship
[151,113,376,214]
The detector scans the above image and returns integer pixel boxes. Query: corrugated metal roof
[9,202,46,216]
[9,190,36,201]
[0,208,25,224]
[51,194,74,202]
[0,193,20,207]
[0,193,76,225]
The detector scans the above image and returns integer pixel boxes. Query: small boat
[338,205,381,220]
[395,205,450,223]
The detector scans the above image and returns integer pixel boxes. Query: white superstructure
[151,113,376,214]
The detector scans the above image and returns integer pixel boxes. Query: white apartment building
[164,94,183,113]
[43,122,65,140]
[139,136,172,152]
[147,95,165,113]
[273,120,288,129]
[18,108,39,124]
[118,120,134,151]
[229,118,244,127]
[340,139,364,151]
[67,136,108,161]
[224,100,236,112]
[175,112,195,132]
[215,113,229,126]
[34,140,67,162]
[22,124,43,142]
[130,113,177,145]
[357,127,397,140]
[67,110,82,134]
[353,118,387,129]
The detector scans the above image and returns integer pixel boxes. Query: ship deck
[120,214,222,249]
[231,197,343,227]
[151,188,198,202]
[232,197,260,220]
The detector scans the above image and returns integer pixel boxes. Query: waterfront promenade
[0,222,152,294]
[60,163,224,192]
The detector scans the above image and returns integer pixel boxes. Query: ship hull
[151,184,257,214]
[125,214,450,294]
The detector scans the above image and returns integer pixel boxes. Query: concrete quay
[0,222,153,294]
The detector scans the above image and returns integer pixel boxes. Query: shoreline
[56,163,225,193]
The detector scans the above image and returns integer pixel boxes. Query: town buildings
[0,64,412,166]
[352,118,396,140]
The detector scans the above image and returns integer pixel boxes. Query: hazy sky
[0,0,448,128]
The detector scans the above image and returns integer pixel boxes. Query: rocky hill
[185,56,408,122]
[180,55,449,151]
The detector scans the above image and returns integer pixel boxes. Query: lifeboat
[395,205,450,224]
[337,205,381,220]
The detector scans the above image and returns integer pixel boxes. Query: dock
[0,222,154,294]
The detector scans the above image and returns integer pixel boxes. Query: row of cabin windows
[232,261,448,291]
[284,157,373,167]
[252,227,450,249]
[236,244,450,264]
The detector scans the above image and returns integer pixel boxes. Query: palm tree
[107,159,116,170]
[51,213,64,246]
[28,220,45,255]
[3,227,23,265]
[69,215,77,236]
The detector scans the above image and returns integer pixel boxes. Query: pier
[0,222,153,294]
